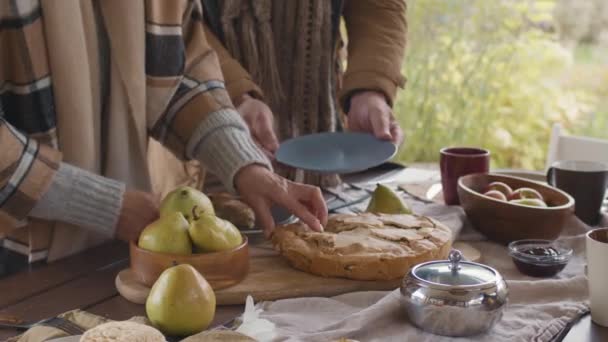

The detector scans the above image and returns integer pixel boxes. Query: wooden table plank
[0,259,127,322]
[0,241,128,309]
[0,258,127,340]
[0,328,17,340]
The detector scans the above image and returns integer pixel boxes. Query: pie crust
[272,213,453,280]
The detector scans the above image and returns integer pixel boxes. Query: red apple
[483,190,507,201]
[487,181,513,198]
[509,198,548,208]
[510,187,544,202]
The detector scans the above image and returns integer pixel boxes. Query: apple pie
[272,213,453,280]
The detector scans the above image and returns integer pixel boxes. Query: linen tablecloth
[257,196,593,342]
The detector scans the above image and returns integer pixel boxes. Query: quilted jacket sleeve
[339,0,407,109]
[0,118,62,232]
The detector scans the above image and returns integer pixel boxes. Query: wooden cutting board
[214,255,402,305]
[116,251,400,305]
[116,243,480,306]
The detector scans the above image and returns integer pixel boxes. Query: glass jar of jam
[508,240,573,278]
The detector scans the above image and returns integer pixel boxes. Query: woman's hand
[237,94,279,159]
[235,164,327,238]
[347,90,404,146]
[115,190,160,242]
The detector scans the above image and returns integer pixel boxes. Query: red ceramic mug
[440,147,490,205]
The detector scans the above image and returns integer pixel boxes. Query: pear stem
[172,260,178,267]
[191,206,200,221]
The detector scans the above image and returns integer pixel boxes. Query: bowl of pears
[130,186,249,289]
[457,173,574,244]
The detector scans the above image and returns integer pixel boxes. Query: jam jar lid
[411,250,500,290]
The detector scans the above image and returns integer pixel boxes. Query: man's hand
[347,90,404,146]
[237,94,279,159]
[115,190,160,242]
[235,164,327,238]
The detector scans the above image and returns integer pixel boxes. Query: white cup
[587,228,608,327]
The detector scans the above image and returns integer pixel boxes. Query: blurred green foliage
[394,0,608,170]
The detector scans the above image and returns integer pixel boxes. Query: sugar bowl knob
[448,249,463,273]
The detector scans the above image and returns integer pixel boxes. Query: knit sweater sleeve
[29,163,125,237]
[339,0,407,109]
[0,118,125,237]
[147,1,270,193]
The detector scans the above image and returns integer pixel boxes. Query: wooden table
[1,169,607,341]
[1,239,606,341]
[0,241,243,340]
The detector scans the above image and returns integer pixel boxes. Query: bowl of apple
[130,186,249,289]
[457,173,574,244]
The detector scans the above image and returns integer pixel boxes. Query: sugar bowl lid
[410,250,501,290]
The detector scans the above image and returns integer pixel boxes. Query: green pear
[509,198,548,208]
[188,212,243,252]
[146,264,216,336]
[366,184,412,214]
[160,186,215,222]
[138,212,192,255]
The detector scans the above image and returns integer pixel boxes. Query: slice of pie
[272,213,453,280]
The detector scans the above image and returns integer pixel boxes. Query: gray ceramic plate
[276,132,397,174]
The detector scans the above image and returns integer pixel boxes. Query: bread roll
[80,321,164,342]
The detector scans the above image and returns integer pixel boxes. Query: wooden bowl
[129,236,249,289]
[458,173,574,244]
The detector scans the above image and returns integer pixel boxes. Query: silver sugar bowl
[400,250,508,337]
